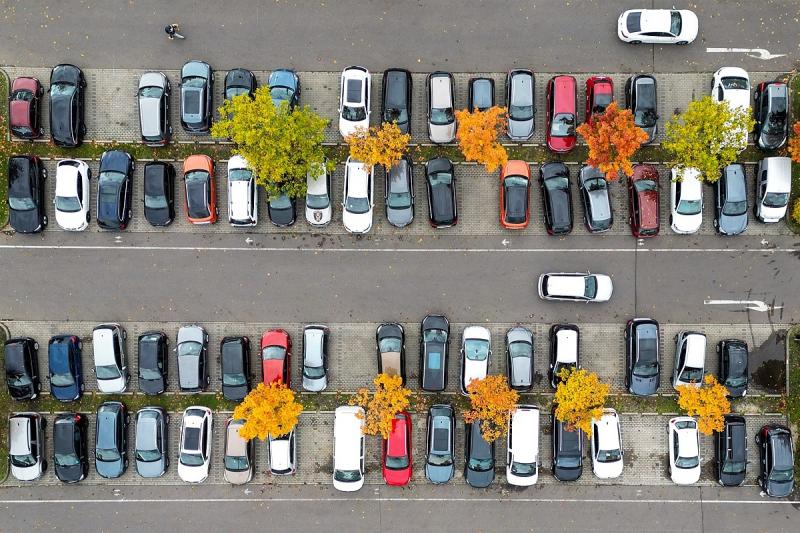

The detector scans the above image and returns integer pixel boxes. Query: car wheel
[630,40,641,45]
[676,41,688,45]
[42,215,48,227]
[34,342,39,350]
[42,460,48,472]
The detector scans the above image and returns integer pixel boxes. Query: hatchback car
[143,161,176,226]
[178,406,213,483]
[332,405,366,492]
[715,414,747,487]
[464,420,495,488]
[579,165,613,232]
[223,418,254,485]
[753,81,788,151]
[4,337,41,401]
[382,411,412,486]
[269,69,301,111]
[540,162,573,235]
[305,163,332,226]
[538,272,613,302]
[221,336,251,401]
[552,408,584,481]
[54,158,91,231]
[591,408,624,479]
[420,314,450,392]
[268,430,297,475]
[668,416,701,485]
[670,167,703,234]
[672,331,706,389]
[500,160,531,229]
[506,70,535,140]
[8,76,43,139]
[425,404,455,484]
[95,401,128,479]
[381,68,411,134]
[92,323,129,393]
[53,413,89,483]
[96,150,134,230]
[755,156,791,223]
[137,331,168,395]
[48,334,83,402]
[718,339,748,397]
[756,424,795,497]
[261,329,291,386]
[268,192,297,227]
[546,76,577,153]
[506,405,540,486]
[8,412,46,481]
[713,164,748,235]
[617,9,699,44]
[625,318,660,396]
[338,66,370,137]
[385,156,414,228]
[712,67,750,151]
[427,72,457,143]
[460,326,491,395]
[376,323,405,383]
[302,325,329,392]
[227,155,257,227]
[468,77,494,112]
[180,60,213,134]
[548,324,579,389]
[224,68,256,101]
[135,407,169,478]
[176,325,209,392]
[342,158,374,234]
[426,157,457,228]
[585,76,614,126]
[625,75,658,143]
[137,71,172,146]
[7,155,47,233]
[628,164,660,237]
[49,64,86,147]
[183,154,217,224]
[506,326,534,391]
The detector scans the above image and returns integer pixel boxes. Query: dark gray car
[625,75,657,143]
[464,420,495,488]
[625,318,660,396]
[756,424,794,497]
[381,69,411,134]
[180,60,213,134]
[579,165,613,233]
[714,164,748,236]
[506,326,534,391]
[425,404,455,484]
[552,408,583,481]
[176,325,209,392]
[135,407,168,478]
[468,77,494,112]
[718,339,748,397]
[385,156,414,227]
[506,70,535,140]
[754,82,788,151]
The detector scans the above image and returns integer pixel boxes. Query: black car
[95,401,128,479]
[268,192,297,227]
[540,162,573,235]
[7,155,47,233]
[548,324,579,389]
[48,334,84,402]
[625,318,660,396]
[425,404,455,484]
[143,162,176,226]
[49,64,86,147]
[53,413,89,483]
[138,331,168,395]
[425,157,457,228]
[221,336,251,401]
[224,68,256,100]
[385,156,414,228]
[715,414,747,487]
[420,314,450,392]
[713,164,748,236]
[376,323,406,384]
[464,420,495,488]
[717,339,748,397]
[180,60,214,134]
[97,150,134,230]
[468,77,495,112]
[753,81,788,151]
[625,74,657,143]
[756,424,795,497]
[381,69,412,134]
[552,407,583,481]
[578,165,613,233]
[268,69,301,111]
[4,337,41,400]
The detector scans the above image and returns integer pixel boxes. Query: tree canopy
[454,107,509,172]
[576,102,649,180]
[232,382,303,441]
[553,368,609,434]
[463,375,519,443]
[676,374,731,435]
[349,373,412,438]
[345,122,410,171]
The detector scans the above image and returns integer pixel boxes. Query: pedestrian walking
[165,24,184,40]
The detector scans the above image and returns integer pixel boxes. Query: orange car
[183,155,217,224]
[499,160,531,229]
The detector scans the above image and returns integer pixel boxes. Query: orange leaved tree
[676,374,731,435]
[553,368,610,434]
[233,382,303,440]
[576,101,649,180]
[345,122,411,171]
[349,373,412,438]
[788,121,800,163]
[454,106,509,172]
[463,375,519,443]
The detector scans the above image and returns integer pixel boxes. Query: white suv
[506,405,540,486]
[668,416,701,485]
[342,158,374,234]
[538,272,613,302]
[178,406,213,483]
[269,429,297,475]
[672,331,706,389]
[227,155,257,226]
[54,159,91,231]
[711,67,750,151]
[591,408,624,479]
[338,66,370,137]
[305,163,332,227]
[332,405,365,492]
[92,323,129,393]
[670,167,703,234]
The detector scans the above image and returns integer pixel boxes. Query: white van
[333,406,366,492]
[755,157,791,223]
[506,405,540,486]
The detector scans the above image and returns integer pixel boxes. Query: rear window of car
[427,351,442,370]
[626,12,641,32]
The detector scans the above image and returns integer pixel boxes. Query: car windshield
[722,200,747,216]
[262,346,285,360]
[139,367,162,380]
[228,169,252,182]
[139,86,163,99]
[593,94,613,113]
[11,453,37,467]
[178,341,202,357]
[50,83,75,97]
[550,113,575,137]
[342,105,366,122]
[763,192,789,208]
[675,455,699,469]
[676,199,701,216]
[584,276,598,299]
[136,449,161,462]
[428,452,452,467]
[725,375,747,388]
[270,86,294,104]
[386,107,409,125]
[12,89,34,102]
[722,77,748,90]
[225,455,250,472]
[51,372,75,387]
[55,195,81,213]
[556,454,581,468]
[584,178,607,192]
[8,373,32,386]
[596,448,621,463]
[510,461,536,476]
[424,329,448,343]
[680,366,704,382]
[634,179,657,193]
[304,365,325,379]
[505,176,528,189]
[464,339,489,361]
[144,192,168,209]
[96,364,121,380]
[669,11,682,35]
[428,172,452,186]
[769,468,794,482]
[468,457,493,471]
[635,110,657,128]
[379,337,402,353]
[430,107,455,126]
[180,452,205,466]
[544,176,569,191]
[223,372,247,386]
[633,360,659,378]
[386,454,409,469]
[55,452,79,467]
[306,193,330,210]
[183,77,205,89]
[722,460,745,475]
[96,447,121,462]
[388,191,412,210]
[334,469,362,482]
[270,195,292,210]
[764,109,787,134]
[345,195,370,214]
[510,104,534,121]
[8,196,36,211]
[226,87,250,99]
[508,341,531,359]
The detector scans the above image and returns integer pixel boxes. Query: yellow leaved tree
[454,106,509,172]
[788,121,800,163]
[345,122,411,171]
[463,375,519,443]
[349,373,412,438]
[233,382,303,441]
[676,374,731,435]
[553,368,609,434]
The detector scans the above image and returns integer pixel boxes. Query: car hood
[178,327,204,344]
[510,357,532,386]
[342,210,372,234]
[97,375,126,394]
[718,212,748,235]
[507,117,534,140]
[630,374,658,395]
[101,151,130,174]
[671,211,702,234]
[136,456,166,478]
[225,467,252,485]
[139,376,166,395]
[8,381,37,400]
[758,131,786,150]
[11,462,42,481]
[228,181,252,221]
[429,123,456,144]
[303,375,327,392]
[182,62,210,79]
[554,465,582,481]
[51,65,80,85]
[178,462,209,483]
[718,470,745,487]
[56,462,84,482]
[96,457,125,479]
[223,383,248,401]
[767,479,794,497]
[10,207,42,233]
[52,381,79,401]
[425,462,454,484]
[145,205,172,226]
[387,205,413,227]
[465,466,494,488]
[594,276,614,301]
[671,465,701,485]
[269,204,296,227]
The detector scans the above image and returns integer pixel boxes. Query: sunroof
[346,79,362,103]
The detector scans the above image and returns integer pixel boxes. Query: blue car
[48,334,84,401]
[268,69,300,111]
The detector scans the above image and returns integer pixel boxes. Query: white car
[178,406,213,483]
[506,405,540,486]
[332,405,366,492]
[538,272,613,302]
[9,413,46,481]
[711,67,750,151]
[427,72,457,143]
[591,408,624,479]
[338,66,370,138]
[92,323,128,394]
[54,159,91,231]
[672,331,706,389]
[617,9,698,44]
[460,326,491,395]
[342,158,374,234]
[305,163,332,227]
[227,155,257,227]
[670,167,703,234]
[269,430,297,475]
[668,416,701,485]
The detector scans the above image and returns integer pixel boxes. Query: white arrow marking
[501,238,510,247]
[245,237,254,245]
[243,488,252,495]
[760,238,769,246]
[704,299,783,313]
[706,47,786,60]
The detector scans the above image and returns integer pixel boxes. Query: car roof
[639,9,672,32]
[387,414,409,456]
[675,168,702,199]
[595,410,620,449]
[269,434,292,469]
[547,275,585,298]
[672,418,698,456]
[430,74,453,108]
[9,416,33,455]
[555,329,578,362]
[306,164,328,195]
[762,157,791,191]
[92,327,117,365]
[225,420,248,456]
[55,165,80,196]
[346,160,370,197]
[684,334,706,366]
[552,76,576,114]
[510,407,539,461]
[334,406,364,469]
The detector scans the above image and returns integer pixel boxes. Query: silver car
[223,418,254,485]
[138,72,171,146]
[427,72,456,143]
[302,325,329,391]
[506,326,534,391]
[578,165,613,233]
[135,407,169,478]
[8,412,46,481]
[305,163,332,227]
[385,156,414,228]
[506,70,535,140]
[176,325,209,392]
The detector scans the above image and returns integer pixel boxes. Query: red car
[261,329,291,386]
[382,411,412,486]
[585,76,614,126]
[546,75,577,153]
[499,160,531,229]
[628,164,660,237]
[8,76,44,139]
[183,154,217,224]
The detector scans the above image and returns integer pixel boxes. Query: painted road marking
[704,299,783,313]
[706,47,787,60]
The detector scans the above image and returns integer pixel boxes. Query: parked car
[54,159,91,231]
[460,326,491,395]
[420,314,450,392]
[176,325,209,392]
[668,417,701,485]
[143,162,175,226]
[376,323,405,384]
[7,155,47,233]
[92,323,128,393]
[227,155,257,227]
[333,406,366,492]
[464,420,495,488]
[342,157,374,234]
[538,272,613,302]
[183,154,217,224]
[178,406,213,483]
[468,77,494,112]
[305,163,332,226]
[137,331,168,395]
[302,325,329,392]
[713,164,748,235]
[425,157,457,228]
[180,60,213,134]
[753,81,788,150]
[755,157,791,223]
[267,191,296,227]
[381,68,411,134]
[591,408,624,479]
[585,76,614,126]
[4,337,41,400]
[506,326,534,391]
[625,318,660,396]
[625,75,658,143]
[552,407,584,481]
[425,404,455,484]
[261,329,291,386]
[628,163,660,237]
[135,407,169,478]
[223,418,254,485]
[427,72,456,143]
[94,401,128,479]
[8,412,46,481]
[539,162,573,235]
[545,76,577,153]
[670,167,703,234]
[548,324,579,389]
[338,66,370,137]
[506,69,535,140]
[224,68,256,101]
[715,414,747,487]
[269,69,301,111]
[382,411,412,486]
[97,150,134,230]
[756,424,794,497]
[506,405,540,486]
[578,165,613,232]
[385,156,414,228]
[617,9,699,44]
[500,160,531,229]
[712,67,750,151]
[8,76,43,139]
[137,72,172,146]
[268,429,297,475]
[53,413,88,483]
[49,64,85,147]
[672,331,706,389]
[718,339,748,397]
[48,334,83,402]
[220,336,251,401]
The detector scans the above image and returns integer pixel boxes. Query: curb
[0,67,10,230]
[0,320,8,483]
